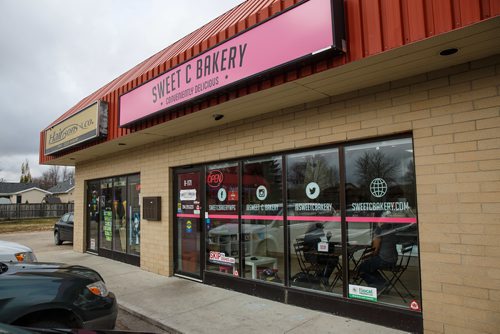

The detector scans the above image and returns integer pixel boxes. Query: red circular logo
[207,170,223,188]
[410,300,420,311]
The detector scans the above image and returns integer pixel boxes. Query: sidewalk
[36,245,408,333]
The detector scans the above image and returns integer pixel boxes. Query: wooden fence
[0,203,74,220]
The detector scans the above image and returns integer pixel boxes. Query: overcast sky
[0,0,242,182]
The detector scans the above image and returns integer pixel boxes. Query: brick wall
[74,54,500,333]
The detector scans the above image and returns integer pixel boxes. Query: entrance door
[174,168,204,279]
[86,180,100,253]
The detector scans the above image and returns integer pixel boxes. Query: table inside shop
[321,242,370,290]
[244,256,278,279]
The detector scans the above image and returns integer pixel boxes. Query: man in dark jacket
[358,222,398,294]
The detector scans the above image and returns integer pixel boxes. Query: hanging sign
[119,0,343,127]
[45,100,108,155]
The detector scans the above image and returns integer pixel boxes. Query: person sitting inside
[358,222,398,295]
[303,223,339,286]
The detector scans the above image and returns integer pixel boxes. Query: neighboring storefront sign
[44,100,108,155]
[119,0,343,127]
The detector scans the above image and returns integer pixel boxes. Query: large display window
[287,148,341,293]
[345,138,420,309]
[180,135,420,313]
[241,156,283,283]
[206,163,240,276]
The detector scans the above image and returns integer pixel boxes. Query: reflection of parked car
[208,217,373,257]
[0,240,37,263]
[0,262,117,329]
[54,212,74,245]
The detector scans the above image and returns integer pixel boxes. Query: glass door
[86,180,100,252]
[174,168,203,279]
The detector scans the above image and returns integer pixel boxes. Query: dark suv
[54,212,74,245]
[0,261,117,329]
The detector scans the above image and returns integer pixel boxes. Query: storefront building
[40,1,500,333]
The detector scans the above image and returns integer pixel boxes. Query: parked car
[54,212,74,245]
[0,322,157,333]
[0,240,37,263]
[0,261,117,329]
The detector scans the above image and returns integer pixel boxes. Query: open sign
[207,170,223,188]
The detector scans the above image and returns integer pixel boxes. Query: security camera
[212,114,224,121]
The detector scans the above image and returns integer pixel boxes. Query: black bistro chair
[292,238,323,286]
[378,243,415,302]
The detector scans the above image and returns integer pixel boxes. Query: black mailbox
[143,196,161,221]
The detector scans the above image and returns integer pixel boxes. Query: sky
[0,0,243,182]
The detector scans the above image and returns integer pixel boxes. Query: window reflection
[127,175,141,256]
[345,138,420,309]
[196,136,421,311]
[100,178,113,250]
[113,177,127,253]
[87,181,99,252]
[241,156,283,283]
[91,175,140,256]
[206,163,239,276]
[287,148,341,294]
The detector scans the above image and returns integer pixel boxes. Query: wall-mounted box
[143,196,161,221]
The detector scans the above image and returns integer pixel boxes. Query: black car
[0,261,117,329]
[54,212,74,245]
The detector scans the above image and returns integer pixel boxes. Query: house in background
[0,182,51,203]
[47,179,75,203]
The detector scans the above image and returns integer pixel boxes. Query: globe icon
[370,178,388,198]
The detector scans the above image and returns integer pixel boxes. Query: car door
[66,213,74,242]
[59,213,72,241]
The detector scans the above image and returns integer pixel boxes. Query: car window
[68,213,74,223]
[61,213,69,222]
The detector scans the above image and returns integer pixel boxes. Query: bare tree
[62,166,74,182]
[355,151,399,199]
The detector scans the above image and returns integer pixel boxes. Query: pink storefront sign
[119,0,341,127]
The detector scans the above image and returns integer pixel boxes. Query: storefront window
[345,138,420,310]
[176,135,421,314]
[206,163,239,276]
[113,177,127,253]
[100,178,113,250]
[242,156,283,283]
[287,148,341,293]
[127,175,141,256]
[89,174,140,259]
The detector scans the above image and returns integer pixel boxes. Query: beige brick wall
[74,54,500,333]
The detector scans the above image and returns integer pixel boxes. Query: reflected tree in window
[355,151,399,198]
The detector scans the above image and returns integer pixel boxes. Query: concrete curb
[118,303,182,334]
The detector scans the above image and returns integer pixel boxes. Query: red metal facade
[40,0,500,163]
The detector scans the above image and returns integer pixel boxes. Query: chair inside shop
[378,243,415,302]
[291,238,323,285]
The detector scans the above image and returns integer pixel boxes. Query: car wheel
[54,231,63,245]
